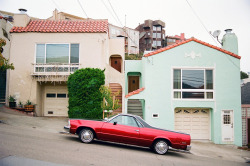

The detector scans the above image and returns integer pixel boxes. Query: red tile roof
[10,19,109,33]
[125,87,145,98]
[144,37,241,59]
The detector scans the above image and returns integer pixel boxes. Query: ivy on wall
[0,38,14,71]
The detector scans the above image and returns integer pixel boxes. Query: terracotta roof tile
[10,19,109,33]
[125,87,145,98]
[144,37,241,59]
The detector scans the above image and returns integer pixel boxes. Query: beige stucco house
[9,12,125,116]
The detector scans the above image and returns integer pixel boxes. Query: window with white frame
[173,69,214,99]
[36,44,79,64]
[153,26,161,31]
[153,33,161,38]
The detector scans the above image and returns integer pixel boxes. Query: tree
[241,71,249,79]
[125,53,143,60]
[100,85,121,118]
[0,38,14,71]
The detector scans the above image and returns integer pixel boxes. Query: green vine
[0,38,14,71]
[100,85,121,111]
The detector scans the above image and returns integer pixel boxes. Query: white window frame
[35,43,80,64]
[172,67,215,101]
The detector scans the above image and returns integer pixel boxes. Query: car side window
[110,115,139,127]
[135,119,143,128]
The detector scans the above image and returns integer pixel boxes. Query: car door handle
[135,130,139,132]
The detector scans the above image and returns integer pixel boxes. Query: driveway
[0,105,249,166]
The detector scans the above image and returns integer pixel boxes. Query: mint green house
[125,30,242,146]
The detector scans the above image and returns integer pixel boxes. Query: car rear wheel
[79,128,94,143]
[153,140,169,155]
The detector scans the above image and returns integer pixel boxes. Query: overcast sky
[1,0,250,72]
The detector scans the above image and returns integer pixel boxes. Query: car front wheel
[79,128,94,143]
[153,140,169,155]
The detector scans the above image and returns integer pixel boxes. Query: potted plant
[8,95,16,108]
[100,85,121,119]
[24,100,34,112]
[18,101,23,108]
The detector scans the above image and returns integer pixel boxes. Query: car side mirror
[113,121,117,125]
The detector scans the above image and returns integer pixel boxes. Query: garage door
[44,86,68,116]
[175,109,210,139]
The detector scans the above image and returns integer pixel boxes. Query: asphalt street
[0,106,249,166]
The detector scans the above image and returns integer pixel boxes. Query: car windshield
[103,114,117,122]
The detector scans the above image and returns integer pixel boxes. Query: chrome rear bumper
[186,145,191,151]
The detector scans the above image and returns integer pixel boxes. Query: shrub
[67,68,105,119]
[100,85,121,111]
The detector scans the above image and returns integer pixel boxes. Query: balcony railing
[32,63,80,76]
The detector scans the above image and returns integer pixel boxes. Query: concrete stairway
[127,99,143,118]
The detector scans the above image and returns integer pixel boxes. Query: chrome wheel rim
[81,130,93,143]
[155,141,168,154]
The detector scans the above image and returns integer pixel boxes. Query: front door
[111,57,121,72]
[128,76,139,93]
[221,110,234,142]
[0,70,6,103]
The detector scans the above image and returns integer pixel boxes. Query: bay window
[173,69,214,99]
[35,43,79,73]
[36,44,79,64]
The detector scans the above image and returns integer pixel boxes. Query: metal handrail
[32,63,80,75]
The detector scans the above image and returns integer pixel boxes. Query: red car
[64,114,191,155]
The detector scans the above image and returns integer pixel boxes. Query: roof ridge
[10,19,109,33]
[144,37,240,59]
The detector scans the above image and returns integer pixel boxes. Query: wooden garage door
[175,109,210,139]
[44,86,68,116]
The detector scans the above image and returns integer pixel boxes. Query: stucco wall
[125,60,143,94]
[9,32,109,115]
[125,41,241,146]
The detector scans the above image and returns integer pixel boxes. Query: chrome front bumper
[64,125,70,133]
[186,145,191,151]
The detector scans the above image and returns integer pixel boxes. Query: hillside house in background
[47,9,86,21]
[109,24,139,56]
[136,19,166,54]
[165,33,186,46]
[241,82,250,146]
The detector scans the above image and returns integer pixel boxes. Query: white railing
[32,63,80,75]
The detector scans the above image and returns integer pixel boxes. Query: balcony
[32,63,80,76]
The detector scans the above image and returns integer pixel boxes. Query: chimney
[13,8,30,27]
[180,33,185,40]
[53,9,59,20]
[222,29,238,55]
[19,8,27,14]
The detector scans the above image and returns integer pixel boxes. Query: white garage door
[44,86,68,116]
[175,109,210,139]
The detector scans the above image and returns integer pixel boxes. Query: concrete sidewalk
[0,105,250,163]
[190,140,250,163]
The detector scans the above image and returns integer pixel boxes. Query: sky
[1,0,250,72]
